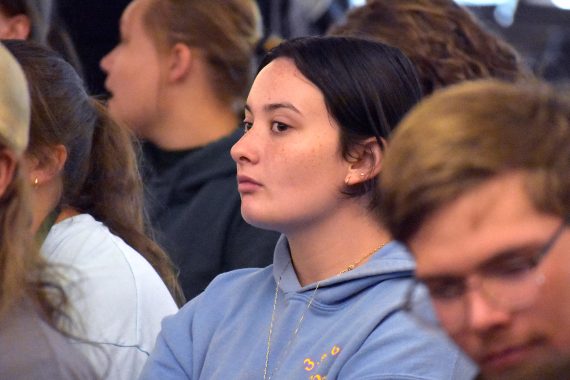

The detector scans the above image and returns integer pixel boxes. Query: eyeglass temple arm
[538,215,570,262]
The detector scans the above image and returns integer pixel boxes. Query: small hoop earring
[33,177,39,188]
[344,175,351,186]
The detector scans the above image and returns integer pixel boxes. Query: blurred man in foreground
[381,80,570,380]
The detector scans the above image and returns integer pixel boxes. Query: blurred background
[56,0,569,95]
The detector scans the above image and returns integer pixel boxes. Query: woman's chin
[241,212,280,233]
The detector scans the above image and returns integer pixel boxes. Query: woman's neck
[144,76,239,150]
[30,174,81,234]
[149,105,237,150]
[286,204,391,286]
[55,206,80,223]
[30,179,61,234]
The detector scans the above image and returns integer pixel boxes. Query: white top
[42,214,178,380]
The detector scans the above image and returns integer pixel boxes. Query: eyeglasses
[404,217,569,334]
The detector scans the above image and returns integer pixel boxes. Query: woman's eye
[242,121,253,133]
[271,122,289,133]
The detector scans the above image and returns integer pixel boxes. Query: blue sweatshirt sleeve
[139,300,197,380]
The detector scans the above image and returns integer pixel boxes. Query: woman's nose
[230,127,259,165]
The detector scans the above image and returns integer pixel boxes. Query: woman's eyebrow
[244,102,302,115]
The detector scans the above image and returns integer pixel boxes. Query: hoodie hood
[273,235,415,306]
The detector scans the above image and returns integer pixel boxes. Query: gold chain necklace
[338,242,387,275]
[263,242,387,379]
[264,274,320,380]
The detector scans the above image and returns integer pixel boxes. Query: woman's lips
[237,175,262,193]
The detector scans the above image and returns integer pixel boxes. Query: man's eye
[487,255,538,279]
[271,122,289,133]
[425,280,466,301]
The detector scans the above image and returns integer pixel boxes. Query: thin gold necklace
[263,242,387,379]
[338,242,387,275]
[264,274,320,380]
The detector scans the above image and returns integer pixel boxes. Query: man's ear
[0,148,17,197]
[27,145,68,187]
[344,137,385,186]
[0,14,31,40]
[167,43,193,83]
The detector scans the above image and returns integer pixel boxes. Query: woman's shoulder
[44,214,157,276]
[169,266,274,324]
[42,213,115,261]
[205,265,274,297]
[42,213,178,334]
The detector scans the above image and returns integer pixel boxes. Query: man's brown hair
[380,80,570,243]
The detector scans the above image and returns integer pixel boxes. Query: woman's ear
[0,14,31,40]
[167,43,193,83]
[0,148,17,197]
[344,137,385,186]
[27,145,68,187]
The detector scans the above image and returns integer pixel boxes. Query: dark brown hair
[143,0,261,111]
[328,0,529,95]
[3,39,184,305]
[258,36,422,210]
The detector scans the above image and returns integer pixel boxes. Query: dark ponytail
[83,99,185,305]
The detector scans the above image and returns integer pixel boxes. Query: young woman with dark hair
[0,41,96,380]
[140,36,477,380]
[3,39,183,380]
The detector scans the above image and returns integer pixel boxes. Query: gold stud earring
[33,177,39,188]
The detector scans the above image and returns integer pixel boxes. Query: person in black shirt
[100,0,279,300]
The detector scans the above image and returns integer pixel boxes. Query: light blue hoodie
[140,237,477,379]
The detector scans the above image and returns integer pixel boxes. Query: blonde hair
[0,148,29,318]
[143,0,261,110]
[380,80,570,242]
[0,138,68,325]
